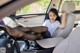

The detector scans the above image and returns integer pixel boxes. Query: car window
[16,0,51,15]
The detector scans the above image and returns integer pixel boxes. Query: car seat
[52,1,75,38]
[36,1,75,49]
[53,26,80,53]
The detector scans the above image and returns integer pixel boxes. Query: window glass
[16,0,51,15]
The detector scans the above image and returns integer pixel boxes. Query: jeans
[42,31,51,39]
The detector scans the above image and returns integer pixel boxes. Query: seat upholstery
[52,13,75,38]
[36,37,64,48]
[52,1,75,38]
[53,27,80,53]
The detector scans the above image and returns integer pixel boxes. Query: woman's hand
[59,10,67,29]
[61,10,67,16]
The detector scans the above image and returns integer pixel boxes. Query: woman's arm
[59,11,67,29]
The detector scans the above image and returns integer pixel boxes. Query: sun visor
[0,0,38,20]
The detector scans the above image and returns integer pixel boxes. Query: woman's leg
[29,26,48,33]
[42,31,51,39]
[15,27,31,32]
[4,26,42,40]
[22,33,42,40]
[15,26,48,33]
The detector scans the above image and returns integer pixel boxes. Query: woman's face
[49,12,57,22]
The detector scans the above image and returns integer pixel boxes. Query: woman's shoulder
[45,19,50,22]
[55,21,60,24]
[55,20,60,22]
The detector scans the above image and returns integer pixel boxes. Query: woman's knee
[42,26,48,32]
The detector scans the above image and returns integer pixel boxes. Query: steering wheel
[0,26,21,53]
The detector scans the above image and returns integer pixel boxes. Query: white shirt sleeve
[42,20,48,26]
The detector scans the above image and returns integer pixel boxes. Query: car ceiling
[0,0,38,20]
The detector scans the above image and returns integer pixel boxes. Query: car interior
[0,0,80,53]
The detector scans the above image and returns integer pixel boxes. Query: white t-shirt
[43,19,60,36]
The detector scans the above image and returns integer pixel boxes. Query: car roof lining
[0,0,38,20]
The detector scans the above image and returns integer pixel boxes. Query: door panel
[15,15,45,27]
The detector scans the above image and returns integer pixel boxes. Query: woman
[42,8,67,37]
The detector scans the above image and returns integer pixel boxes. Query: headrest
[62,1,75,13]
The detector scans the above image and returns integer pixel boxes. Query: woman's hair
[48,8,61,22]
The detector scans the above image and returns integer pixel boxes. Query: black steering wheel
[0,26,21,53]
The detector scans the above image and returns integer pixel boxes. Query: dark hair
[48,8,61,22]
